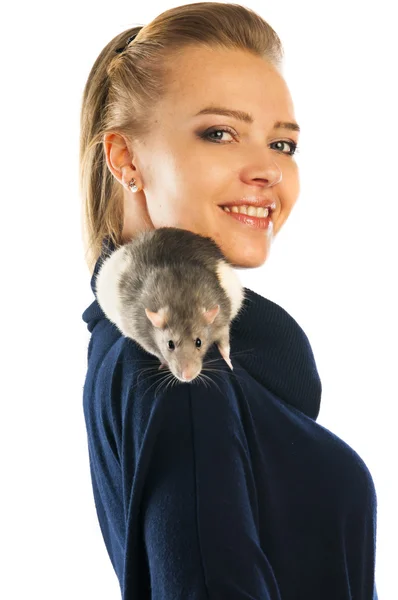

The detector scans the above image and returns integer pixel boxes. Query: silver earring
[129,178,139,193]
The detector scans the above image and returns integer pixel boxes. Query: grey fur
[96,227,245,382]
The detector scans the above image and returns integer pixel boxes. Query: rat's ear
[202,304,220,325]
[145,306,168,328]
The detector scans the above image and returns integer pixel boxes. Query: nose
[182,368,199,382]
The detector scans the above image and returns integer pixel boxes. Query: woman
[80,3,378,599]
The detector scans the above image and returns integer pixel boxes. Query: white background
[1,0,396,598]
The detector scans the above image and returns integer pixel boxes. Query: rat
[95,226,246,383]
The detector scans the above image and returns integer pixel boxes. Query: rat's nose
[182,368,199,381]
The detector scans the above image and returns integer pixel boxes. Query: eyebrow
[195,105,301,133]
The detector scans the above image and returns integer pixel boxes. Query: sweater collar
[82,237,322,420]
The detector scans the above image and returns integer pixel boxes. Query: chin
[227,245,271,269]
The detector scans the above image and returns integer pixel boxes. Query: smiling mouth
[218,205,274,231]
[220,205,272,218]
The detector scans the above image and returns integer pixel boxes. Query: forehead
[162,45,294,116]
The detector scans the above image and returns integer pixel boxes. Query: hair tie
[115,33,138,54]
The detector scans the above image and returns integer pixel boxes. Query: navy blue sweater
[82,237,378,599]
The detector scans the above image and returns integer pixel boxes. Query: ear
[103,132,142,192]
[145,306,168,328]
[202,304,220,325]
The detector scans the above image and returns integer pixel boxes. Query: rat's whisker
[196,370,223,395]
[138,369,172,400]
[194,373,209,389]
[194,373,211,390]
[202,366,249,388]
[136,366,162,387]
[230,347,256,357]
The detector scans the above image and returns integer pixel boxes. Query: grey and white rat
[95,226,246,383]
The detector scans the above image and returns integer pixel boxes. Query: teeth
[222,205,270,218]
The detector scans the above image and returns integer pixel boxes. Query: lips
[219,198,277,211]
[221,205,271,217]
[219,205,273,230]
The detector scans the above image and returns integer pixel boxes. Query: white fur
[215,259,245,320]
[95,248,128,329]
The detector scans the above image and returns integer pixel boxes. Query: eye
[199,127,299,155]
[168,340,175,350]
[272,140,299,156]
[200,126,236,143]
[195,338,202,348]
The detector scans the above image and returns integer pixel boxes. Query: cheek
[289,162,300,196]
[147,161,220,226]
[146,196,204,231]
[279,166,300,208]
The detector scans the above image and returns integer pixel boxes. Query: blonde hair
[79,2,284,273]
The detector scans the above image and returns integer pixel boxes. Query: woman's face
[105,45,300,268]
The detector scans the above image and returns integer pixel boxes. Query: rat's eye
[195,338,202,348]
[168,340,175,350]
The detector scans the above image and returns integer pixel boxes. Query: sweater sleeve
[120,345,282,600]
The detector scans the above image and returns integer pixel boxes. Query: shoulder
[98,338,242,434]
[96,339,243,482]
